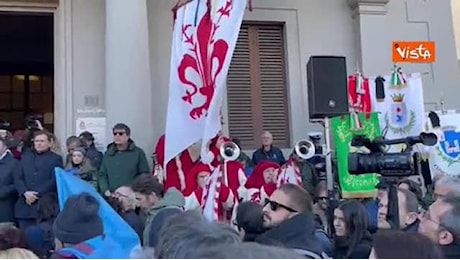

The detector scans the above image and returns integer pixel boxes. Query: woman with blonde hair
[65,147,97,188]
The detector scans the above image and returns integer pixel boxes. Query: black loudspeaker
[307,56,349,119]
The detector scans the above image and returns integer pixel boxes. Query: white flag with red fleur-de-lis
[164,0,247,166]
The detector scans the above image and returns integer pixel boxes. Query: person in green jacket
[131,174,185,247]
[98,123,150,196]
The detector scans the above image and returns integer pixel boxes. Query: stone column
[347,0,390,76]
[105,0,153,152]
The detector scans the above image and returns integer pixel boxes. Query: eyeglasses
[421,210,440,225]
[113,132,126,136]
[264,199,298,213]
[113,192,129,199]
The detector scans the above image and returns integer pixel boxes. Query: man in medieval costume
[243,161,280,204]
[153,134,198,193]
[183,162,234,215]
[205,134,247,200]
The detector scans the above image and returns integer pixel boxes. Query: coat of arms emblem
[384,94,416,135]
[437,126,460,164]
[389,94,408,126]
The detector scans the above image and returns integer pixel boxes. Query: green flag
[331,113,381,198]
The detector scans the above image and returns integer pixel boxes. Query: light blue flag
[55,168,141,258]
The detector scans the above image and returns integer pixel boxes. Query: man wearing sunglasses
[256,184,326,259]
[98,123,150,196]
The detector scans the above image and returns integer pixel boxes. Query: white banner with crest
[369,72,425,152]
[425,111,460,178]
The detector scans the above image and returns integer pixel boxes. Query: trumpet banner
[331,113,381,198]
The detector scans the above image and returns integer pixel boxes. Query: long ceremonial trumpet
[220,141,241,161]
[294,139,316,159]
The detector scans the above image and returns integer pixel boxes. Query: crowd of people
[0,121,460,259]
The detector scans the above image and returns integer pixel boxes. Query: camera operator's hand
[35,120,44,130]
[24,191,39,205]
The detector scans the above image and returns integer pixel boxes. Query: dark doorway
[0,12,54,132]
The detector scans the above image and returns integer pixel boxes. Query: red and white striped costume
[206,135,247,200]
[184,163,233,213]
[153,134,197,193]
[243,161,280,204]
[277,158,303,187]
[348,73,372,129]
[201,164,235,222]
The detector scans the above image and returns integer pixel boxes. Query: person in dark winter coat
[370,230,443,259]
[0,137,18,223]
[252,131,286,166]
[105,187,144,242]
[14,131,63,230]
[51,193,123,259]
[98,123,150,196]
[332,200,373,259]
[78,131,103,170]
[256,184,325,258]
[24,193,59,259]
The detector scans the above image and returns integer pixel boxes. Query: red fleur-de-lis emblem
[177,0,233,120]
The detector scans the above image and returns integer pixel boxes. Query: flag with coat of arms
[425,111,460,178]
[164,0,247,167]
[369,70,425,152]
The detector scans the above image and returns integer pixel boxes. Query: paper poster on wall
[76,117,107,152]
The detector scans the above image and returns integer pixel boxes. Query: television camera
[25,115,43,130]
[348,132,438,177]
[0,120,11,131]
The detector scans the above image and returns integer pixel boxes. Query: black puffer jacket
[256,212,324,258]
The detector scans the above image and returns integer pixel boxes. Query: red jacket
[154,134,196,193]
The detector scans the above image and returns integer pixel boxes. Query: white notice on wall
[76,117,107,152]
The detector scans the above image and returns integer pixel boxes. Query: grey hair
[129,246,154,259]
[435,175,460,194]
[155,210,241,258]
[439,192,460,242]
[193,242,305,259]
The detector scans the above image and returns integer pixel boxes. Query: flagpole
[222,159,228,222]
[323,116,336,236]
